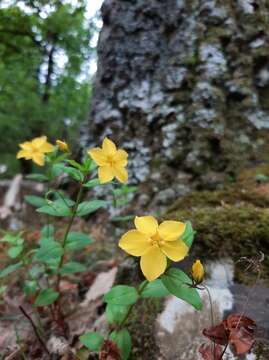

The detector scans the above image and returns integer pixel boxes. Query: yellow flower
[88,137,128,184]
[119,216,188,281]
[191,260,204,284]
[16,136,54,166]
[56,139,69,152]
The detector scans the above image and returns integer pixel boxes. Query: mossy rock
[165,185,269,281]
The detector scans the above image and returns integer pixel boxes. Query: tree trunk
[84,0,269,203]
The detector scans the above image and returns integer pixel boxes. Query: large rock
[83,0,269,198]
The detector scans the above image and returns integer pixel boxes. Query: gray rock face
[84,0,269,197]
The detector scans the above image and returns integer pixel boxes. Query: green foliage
[0,0,93,175]
[34,288,59,306]
[105,304,129,325]
[110,329,132,360]
[37,198,74,217]
[59,261,86,275]
[65,231,93,251]
[79,332,104,351]
[181,221,195,248]
[161,268,203,310]
[76,200,108,216]
[104,285,139,306]
[140,279,170,298]
[0,262,23,278]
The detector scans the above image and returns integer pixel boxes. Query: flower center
[106,155,115,166]
[150,232,164,246]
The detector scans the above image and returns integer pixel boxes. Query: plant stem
[116,281,149,331]
[19,306,49,355]
[220,342,228,360]
[203,285,216,357]
[56,176,86,292]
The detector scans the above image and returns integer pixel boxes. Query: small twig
[219,341,228,360]
[19,306,50,355]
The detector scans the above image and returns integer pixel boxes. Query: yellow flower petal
[140,246,167,281]
[160,240,188,261]
[192,260,204,283]
[32,153,45,166]
[88,148,108,166]
[113,149,128,167]
[158,221,186,242]
[39,142,54,153]
[98,166,114,183]
[16,149,31,159]
[19,141,32,150]
[134,216,158,237]
[32,136,47,148]
[113,165,128,183]
[119,230,151,256]
[102,137,117,156]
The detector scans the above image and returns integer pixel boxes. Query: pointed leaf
[161,268,203,310]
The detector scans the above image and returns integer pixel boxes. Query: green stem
[56,175,86,291]
[115,281,149,332]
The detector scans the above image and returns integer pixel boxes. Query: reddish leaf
[202,323,228,345]
[225,314,256,355]
[199,343,223,360]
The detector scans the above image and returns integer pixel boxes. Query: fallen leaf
[199,343,223,360]
[81,267,117,306]
[202,323,228,345]
[225,314,256,355]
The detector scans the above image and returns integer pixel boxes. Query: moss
[128,298,162,360]
[167,185,269,214]
[253,342,269,359]
[165,185,269,283]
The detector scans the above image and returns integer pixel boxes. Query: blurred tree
[0,0,93,174]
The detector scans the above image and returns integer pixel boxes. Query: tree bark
[84,0,269,203]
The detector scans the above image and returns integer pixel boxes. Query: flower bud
[56,140,69,152]
[192,259,204,283]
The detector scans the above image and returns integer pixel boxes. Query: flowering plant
[1,136,203,358]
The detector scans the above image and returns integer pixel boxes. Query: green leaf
[26,173,48,182]
[24,280,38,296]
[24,195,47,208]
[7,245,23,259]
[79,332,104,351]
[37,198,74,217]
[67,159,84,171]
[34,241,63,263]
[29,265,44,279]
[104,285,138,306]
[82,157,93,172]
[41,225,54,239]
[83,179,100,188]
[161,268,203,310]
[140,279,170,298]
[63,166,83,182]
[0,232,23,245]
[105,304,129,325]
[77,200,107,216]
[34,288,59,306]
[110,329,131,360]
[65,232,93,251]
[60,261,86,275]
[51,163,66,177]
[181,221,195,248]
[0,262,23,278]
